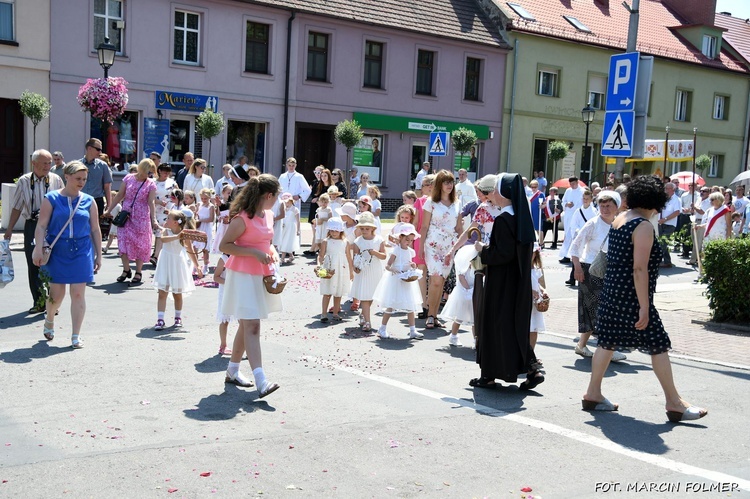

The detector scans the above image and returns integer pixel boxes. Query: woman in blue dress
[33,161,102,348]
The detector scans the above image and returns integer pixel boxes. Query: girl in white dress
[196,188,216,274]
[152,210,196,330]
[317,217,352,322]
[213,254,234,356]
[278,193,300,263]
[337,201,361,312]
[350,212,385,332]
[438,261,475,347]
[313,194,332,251]
[373,223,423,339]
[212,184,233,254]
[368,185,383,235]
[327,186,343,214]
[529,245,547,350]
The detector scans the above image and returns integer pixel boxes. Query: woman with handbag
[104,159,158,284]
[219,173,282,399]
[32,161,102,348]
[569,192,627,362]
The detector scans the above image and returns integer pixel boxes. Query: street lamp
[97,36,117,79]
[581,103,596,184]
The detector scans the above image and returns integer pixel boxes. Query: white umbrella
[728,170,750,191]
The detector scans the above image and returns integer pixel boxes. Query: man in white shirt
[454,168,477,209]
[558,177,584,263]
[690,187,711,265]
[536,170,547,193]
[658,182,681,268]
[278,157,311,212]
[678,183,700,257]
[734,185,749,215]
[215,164,236,193]
[414,161,430,196]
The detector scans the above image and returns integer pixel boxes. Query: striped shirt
[11,172,65,220]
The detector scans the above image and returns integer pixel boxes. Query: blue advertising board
[143,118,170,160]
[154,91,218,113]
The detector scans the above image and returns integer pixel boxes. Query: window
[507,3,536,21]
[588,75,606,110]
[563,16,591,33]
[464,57,482,101]
[538,69,558,97]
[713,95,728,120]
[226,121,266,170]
[93,0,123,53]
[708,154,723,177]
[702,35,717,59]
[173,10,200,65]
[0,1,15,42]
[89,110,139,167]
[416,49,435,96]
[674,89,691,122]
[245,21,269,74]
[307,31,329,82]
[363,41,383,89]
[352,134,384,183]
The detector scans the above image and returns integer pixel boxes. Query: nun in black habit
[470,173,544,390]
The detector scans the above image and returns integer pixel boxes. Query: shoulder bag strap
[129,179,147,211]
[579,208,588,223]
[48,195,84,251]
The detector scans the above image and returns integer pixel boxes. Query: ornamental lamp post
[97,36,117,79]
[581,103,596,184]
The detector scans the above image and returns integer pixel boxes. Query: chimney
[661,0,717,26]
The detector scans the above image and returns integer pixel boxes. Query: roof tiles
[502,0,747,73]
[715,12,750,65]
[239,0,510,49]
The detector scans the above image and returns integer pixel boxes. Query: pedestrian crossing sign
[429,131,449,157]
[601,111,634,157]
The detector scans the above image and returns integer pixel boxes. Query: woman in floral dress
[104,158,157,284]
[419,170,462,329]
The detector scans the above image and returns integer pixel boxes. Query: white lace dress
[350,235,384,301]
[319,238,351,297]
[529,267,546,332]
[439,267,475,325]
[373,246,422,312]
[153,231,195,295]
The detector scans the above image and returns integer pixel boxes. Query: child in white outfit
[153,210,196,330]
[373,223,423,339]
[317,217,352,322]
[438,258,475,347]
[213,254,234,356]
[350,212,385,332]
[278,193,300,262]
[313,194,332,251]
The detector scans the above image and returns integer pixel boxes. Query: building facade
[0,0,51,184]
[479,0,750,186]
[49,0,509,206]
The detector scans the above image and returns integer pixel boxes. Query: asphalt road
[1,235,748,498]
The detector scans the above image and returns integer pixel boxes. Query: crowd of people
[5,143,731,418]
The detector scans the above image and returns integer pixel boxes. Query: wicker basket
[401,275,419,282]
[263,275,287,294]
[180,229,207,243]
[314,266,335,279]
[534,294,550,313]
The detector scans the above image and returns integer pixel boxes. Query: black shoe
[28,305,45,314]
[417,307,428,320]
[559,257,571,264]
[303,250,316,255]
[565,279,576,286]
[550,245,557,250]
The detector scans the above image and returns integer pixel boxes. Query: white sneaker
[448,334,462,347]
[612,351,628,362]
[202,265,209,275]
[378,327,389,339]
[575,345,594,358]
[408,329,424,340]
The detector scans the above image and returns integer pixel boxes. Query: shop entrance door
[295,124,334,181]
[169,116,195,167]
[411,142,428,188]
[0,98,24,184]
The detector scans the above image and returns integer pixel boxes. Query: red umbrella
[552,178,587,189]
[671,172,705,191]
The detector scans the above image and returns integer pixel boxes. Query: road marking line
[310,356,750,492]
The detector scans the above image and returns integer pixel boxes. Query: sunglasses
[92,147,102,152]
[332,173,340,176]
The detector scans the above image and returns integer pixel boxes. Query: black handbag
[111,178,147,228]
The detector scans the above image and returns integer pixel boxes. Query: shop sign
[143,118,170,159]
[155,91,219,113]
[353,112,489,140]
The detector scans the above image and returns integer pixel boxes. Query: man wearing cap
[278,157,311,212]
[80,138,112,217]
[3,150,64,313]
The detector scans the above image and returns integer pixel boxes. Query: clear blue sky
[716,0,750,20]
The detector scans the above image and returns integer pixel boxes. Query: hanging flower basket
[77,77,129,124]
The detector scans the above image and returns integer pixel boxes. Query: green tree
[451,127,477,172]
[548,141,570,180]
[695,154,711,176]
[196,108,225,174]
[19,91,51,151]
[334,120,364,197]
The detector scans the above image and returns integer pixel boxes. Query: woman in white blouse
[183,158,214,195]
[570,191,626,362]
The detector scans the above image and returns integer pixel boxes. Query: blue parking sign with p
[606,52,639,112]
